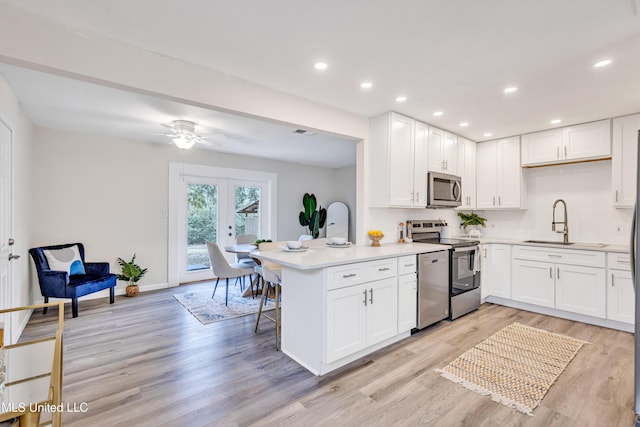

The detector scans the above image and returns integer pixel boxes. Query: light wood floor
[22,281,635,426]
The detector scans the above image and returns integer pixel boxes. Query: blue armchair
[29,243,117,318]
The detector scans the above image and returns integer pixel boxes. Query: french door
[174,172,270,284]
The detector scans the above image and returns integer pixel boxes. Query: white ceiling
[1,0,639,163]
[0,63,358,168]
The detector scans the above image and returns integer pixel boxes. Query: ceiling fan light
[173,135,196,150]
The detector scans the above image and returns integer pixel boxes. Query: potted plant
[116,254,148,297]
[298,193,327,239]
[457,211,487,237]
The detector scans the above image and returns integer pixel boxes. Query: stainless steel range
[411,220,481,323]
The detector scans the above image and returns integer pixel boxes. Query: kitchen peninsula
[253,242,447,375]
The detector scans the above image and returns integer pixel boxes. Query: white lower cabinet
[397,273,417,333]
[607,253,635,324]
[511,259,555,308]
[326,267,398,364]
[511,246,606,317]
[555,264,605,318]
[481,244,511,299]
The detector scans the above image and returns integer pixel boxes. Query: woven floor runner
[436,322,588,416]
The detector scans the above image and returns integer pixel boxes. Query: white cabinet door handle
[564,146,567,158]
[343,273,357,278]
[549,267,553,279]
[611,273,615,287]
[363,289,368,306]
[557,267,560,279]
[378,267,391,271]
[615,190,619,203]
[369,288,374,304]
[557,146,560,159]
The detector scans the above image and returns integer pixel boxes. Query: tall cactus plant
[298,193,327,238]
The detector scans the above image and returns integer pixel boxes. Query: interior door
[0,118,13,342]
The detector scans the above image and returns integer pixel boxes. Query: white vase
[466,226,482,237]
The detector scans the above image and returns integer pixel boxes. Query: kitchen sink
[522,240,608,248]
[523,240,574,245]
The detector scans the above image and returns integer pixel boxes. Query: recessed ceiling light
[550,119,562,124]
[503,86,518,94]
[483,132,492,137]
[593,59,612,68]
[459,122,469,127]
[314,62,328,70]
[360,82,373,89]
[396,96,407,103]
[433,111,444,117]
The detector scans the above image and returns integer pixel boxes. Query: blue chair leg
[212,278,220,299]
[43,296,49,314]
[110,287,115,304]
[225,278,230,306]
[72,298,79,318]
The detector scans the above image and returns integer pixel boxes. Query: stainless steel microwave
[426,171,462,208]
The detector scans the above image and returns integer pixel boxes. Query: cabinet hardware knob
[615,190,619,203]
[363,289,367,306]
[611,273,615,287]
[547,254,562,258]
[557,267,560,279]
[498,196,501,206]
[493,196,496,206]
[549,267,552,279]
[343,273,357,278]
[404,263,415,267]
[369,288,374,304]
[378,267,391,271]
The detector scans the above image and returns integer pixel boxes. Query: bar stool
[254,241,283,350]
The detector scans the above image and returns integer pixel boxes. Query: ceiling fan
[161,120,225,149]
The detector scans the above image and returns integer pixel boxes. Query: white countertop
[453,235,628,253]
[252,242,448,270]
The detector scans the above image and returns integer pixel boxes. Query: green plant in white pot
[457,212,487,237]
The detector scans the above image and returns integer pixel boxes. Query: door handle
[8,238,15,246]
[8,253,20,261]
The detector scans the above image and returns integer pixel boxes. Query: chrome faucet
[552,199,569,244]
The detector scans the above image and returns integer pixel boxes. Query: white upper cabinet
[427,127,458,175]
[521,119,611,166]
[457,137,476,210]
[476,137,525,209]
[612,113,640,208]
[369,112,429,208]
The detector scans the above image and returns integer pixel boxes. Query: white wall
[0,74,33,337]
[30,127,354,292]
[477,160,632,245]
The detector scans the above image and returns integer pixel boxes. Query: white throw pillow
[43,245,86,276]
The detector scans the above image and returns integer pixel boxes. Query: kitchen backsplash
[367,159,632,246]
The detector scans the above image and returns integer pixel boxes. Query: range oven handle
[453,245,479,253]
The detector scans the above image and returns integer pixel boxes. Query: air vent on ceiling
[293,129,316,136]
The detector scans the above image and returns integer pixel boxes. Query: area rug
[435,322,588,416]
[174,283,274,325]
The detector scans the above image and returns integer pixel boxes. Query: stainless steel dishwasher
[417,250,450,329]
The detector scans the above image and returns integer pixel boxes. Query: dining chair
[206,241,255,306]
[254,241,284,350]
